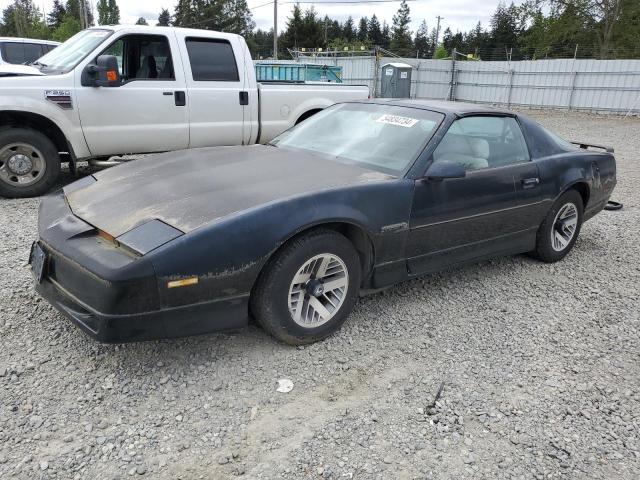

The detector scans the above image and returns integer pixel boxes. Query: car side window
[99,35,175,82]
[185,38,239,82]
[432,116,530,172]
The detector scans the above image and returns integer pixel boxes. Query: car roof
[365,98,515,116]
[0,37,60,45]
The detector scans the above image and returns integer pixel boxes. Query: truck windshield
[271,103,444,175]
[37,29,113,73]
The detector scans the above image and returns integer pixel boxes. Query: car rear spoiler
[570,141,614,153]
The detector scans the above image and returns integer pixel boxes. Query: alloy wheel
[288,253,349,328]
[551,202,578,252]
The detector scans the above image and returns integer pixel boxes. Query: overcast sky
[8,0,508,35]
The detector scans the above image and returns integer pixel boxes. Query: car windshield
[37,29,113,72]
[271,103,444,175]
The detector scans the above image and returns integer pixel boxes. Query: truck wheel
[0,128,60,198]
[251,229,361,345]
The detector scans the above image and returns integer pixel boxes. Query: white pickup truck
[0,25,369,198]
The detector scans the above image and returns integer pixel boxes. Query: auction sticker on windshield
[376,114,418,128]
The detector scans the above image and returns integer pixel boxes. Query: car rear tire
[0,128,60,198]
[531,189,584,263]
[251,229,361,345]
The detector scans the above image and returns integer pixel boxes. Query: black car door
[406,115,542,275]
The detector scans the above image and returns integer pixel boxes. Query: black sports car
[31,100,617,345]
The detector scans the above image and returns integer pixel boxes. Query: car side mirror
[81,55,121,87]
[424,161,466,181]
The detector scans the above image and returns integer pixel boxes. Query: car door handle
[162,91,173,96]
[522,177,540,188]
[174,91,186,107]
[239,91,249,105]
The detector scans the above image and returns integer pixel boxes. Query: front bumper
[32,191,250,343]
[35,273,248,343]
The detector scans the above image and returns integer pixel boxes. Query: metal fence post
[568,71,578,110]
[506,69,514,108]
[448,48,457,101]
[372,47,380,98]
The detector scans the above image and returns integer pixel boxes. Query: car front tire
[251,229,361,345]
[0,128,60,198]
[532,189,584,263]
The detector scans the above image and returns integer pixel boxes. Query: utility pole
[273,0,278,59]
[432,15,443,59]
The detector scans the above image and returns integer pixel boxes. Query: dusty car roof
[364,98,514,116]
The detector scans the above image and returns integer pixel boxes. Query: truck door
[75,32,189,157]
[176,34,246,147]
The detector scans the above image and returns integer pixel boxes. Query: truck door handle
[239,91,249,105]
[522,177,540,188]
[162,91,173,96]
[174,91,186,106]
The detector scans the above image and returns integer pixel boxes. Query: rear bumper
[36,275,249,343]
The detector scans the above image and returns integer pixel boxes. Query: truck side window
[99,34,175,82]
[185,38,239,82]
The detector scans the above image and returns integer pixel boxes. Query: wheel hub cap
[288,253,349,328]
[306,279,325,297]
[0,143,47,188]
[7,154,33,175]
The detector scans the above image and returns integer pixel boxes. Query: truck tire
[0,128,60,198]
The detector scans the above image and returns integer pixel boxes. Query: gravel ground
[0,111,638,480]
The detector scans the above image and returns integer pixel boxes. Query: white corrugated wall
[256,57,640,114]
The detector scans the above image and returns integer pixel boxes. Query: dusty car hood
[65,145,393,237]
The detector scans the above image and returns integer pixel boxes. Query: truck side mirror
[81,55,121,87]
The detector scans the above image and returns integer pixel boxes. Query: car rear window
[185,38,239,82]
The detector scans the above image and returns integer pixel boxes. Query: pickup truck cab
[0,26,369,198]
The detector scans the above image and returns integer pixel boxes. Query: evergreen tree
[414,20,431,58]
[173,0,195,27]
[47,0,66,29]
[135,17,148,25]
[390,0,412,56]
[357,17,368,42]
[488,1,522,56]
[65,0,94,27]
[157,8,171,26]
[342,16,355,42]
[381,21,391,48]
[368,14,383,46]
[0,0,47,38]
[222,0,255,37]
[97,0,120,25]
[281,4,303,51]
